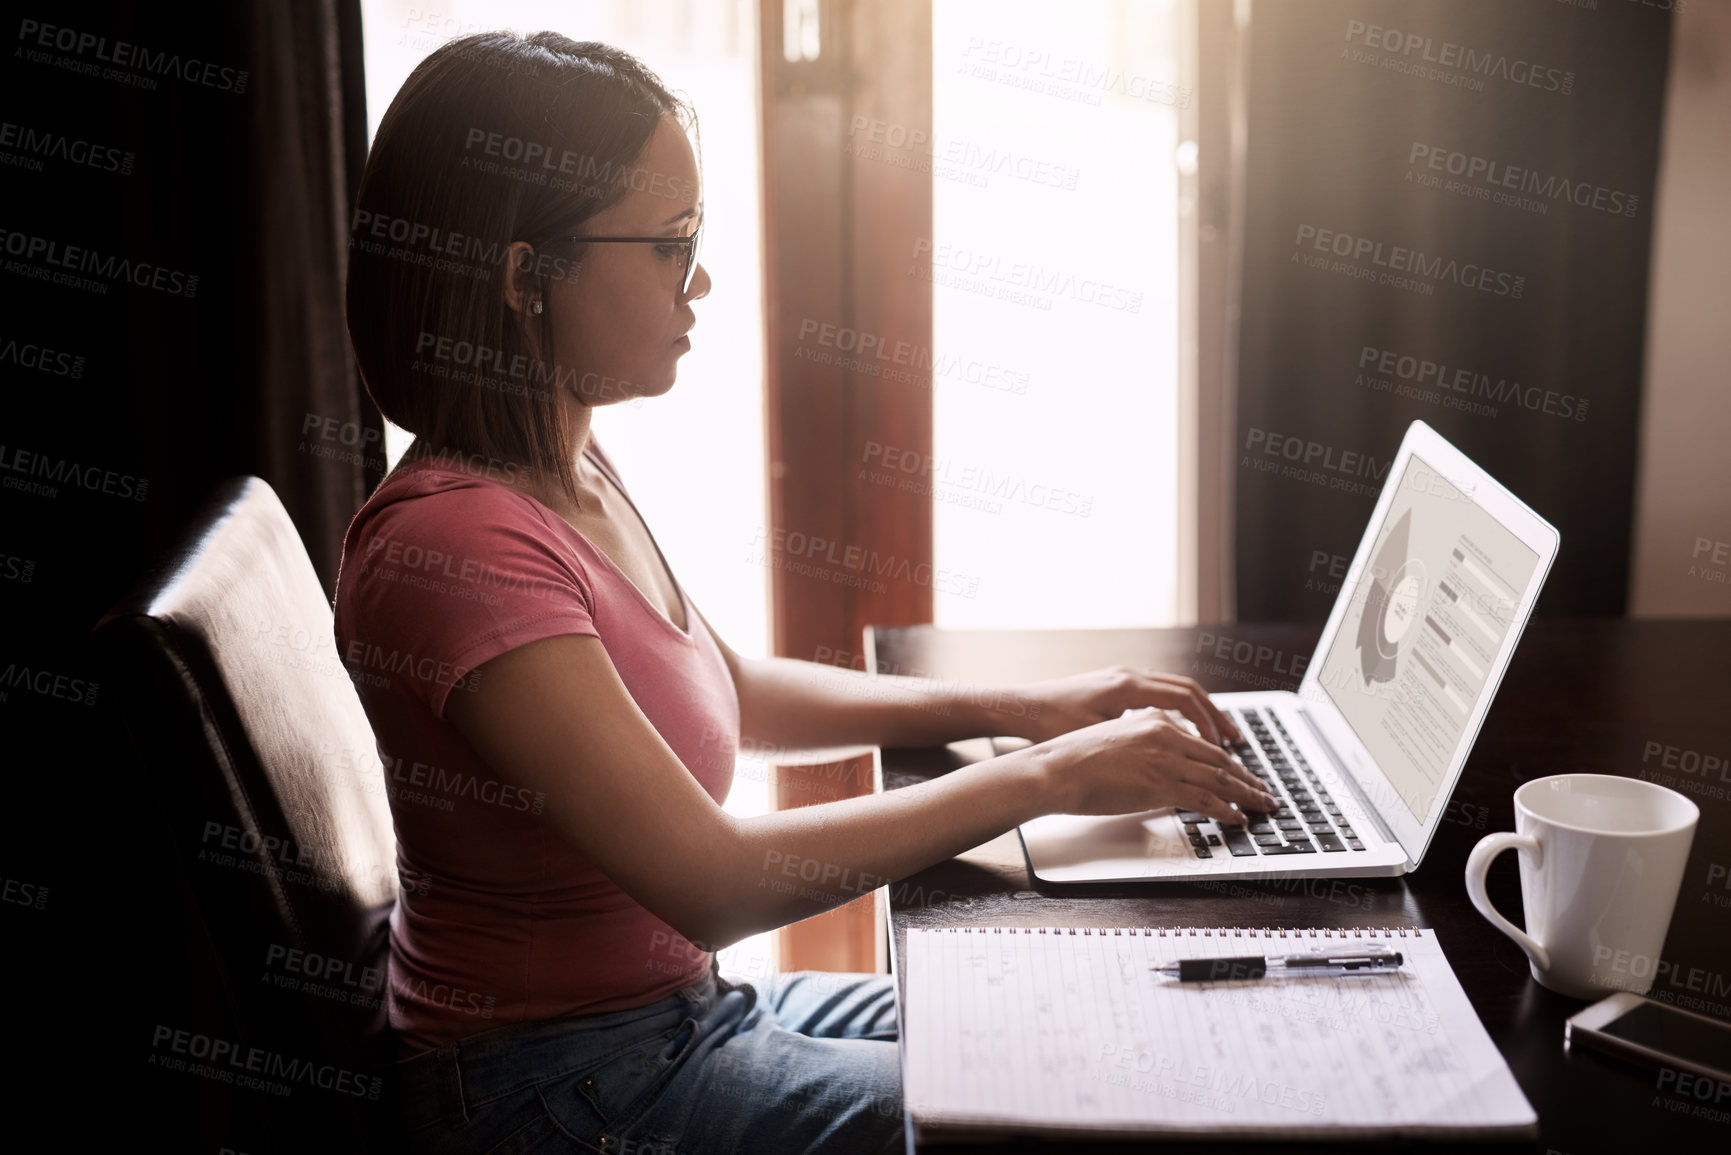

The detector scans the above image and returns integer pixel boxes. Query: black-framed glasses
[555,220,703,294]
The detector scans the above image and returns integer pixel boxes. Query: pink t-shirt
[332,446,738,1054]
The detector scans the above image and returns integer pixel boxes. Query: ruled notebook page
[903,927,1536,1139]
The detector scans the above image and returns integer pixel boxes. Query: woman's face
[543,115,710,406]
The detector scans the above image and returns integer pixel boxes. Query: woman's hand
[1034,709,1277,824]
[1006,666,1244,747]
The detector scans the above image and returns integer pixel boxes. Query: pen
[1153,947,1405,982]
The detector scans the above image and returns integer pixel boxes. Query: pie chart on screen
[1356,510,1414,685]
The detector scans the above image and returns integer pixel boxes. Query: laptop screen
[1312,453,1540,825]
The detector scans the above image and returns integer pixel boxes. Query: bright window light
[932,0,1184,629]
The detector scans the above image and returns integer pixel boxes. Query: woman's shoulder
[345,455,591,587]
[368,455,549,530]
[334,455,604,716]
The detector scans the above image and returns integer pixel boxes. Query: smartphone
[1566,992,1731,1091]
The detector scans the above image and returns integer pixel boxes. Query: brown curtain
[0,0,375,1137]
[244,0,383,590]
[1,0,378,611]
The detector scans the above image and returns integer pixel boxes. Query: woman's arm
[445,634,1275,950]
[708,622,1245,753]
[722,650,1019,751]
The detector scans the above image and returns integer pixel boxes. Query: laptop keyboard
[1178,707,1367,859]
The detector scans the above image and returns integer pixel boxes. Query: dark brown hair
[345,32,695,503]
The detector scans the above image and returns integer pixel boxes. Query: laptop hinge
[1295,704,1405,861]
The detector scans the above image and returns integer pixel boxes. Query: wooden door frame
[757,0,934,972]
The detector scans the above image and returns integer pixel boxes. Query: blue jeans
[398,957,904,1154]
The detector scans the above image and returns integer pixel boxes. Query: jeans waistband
[397,966,720,1133]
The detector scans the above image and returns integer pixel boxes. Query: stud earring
[530,299,543,315]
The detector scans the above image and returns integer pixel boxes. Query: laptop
[1017,420,1559,885]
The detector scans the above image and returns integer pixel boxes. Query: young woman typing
[337,31,1274,1155]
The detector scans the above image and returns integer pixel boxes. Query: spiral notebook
[902,926,1537,1142]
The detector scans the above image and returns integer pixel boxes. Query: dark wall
[1233,0,1671,620]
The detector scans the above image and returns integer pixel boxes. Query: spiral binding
[938,925,1423,937]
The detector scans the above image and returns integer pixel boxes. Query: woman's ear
[503,241,541,317]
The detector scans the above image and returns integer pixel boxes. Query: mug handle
[1464,832,1550,973]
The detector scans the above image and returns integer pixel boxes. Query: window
[932,0,1187,628]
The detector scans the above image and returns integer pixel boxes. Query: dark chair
[93,476,401,1153]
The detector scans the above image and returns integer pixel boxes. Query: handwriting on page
[905,929,1519,1132]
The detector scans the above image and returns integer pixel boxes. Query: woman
[337,30,1274,1155]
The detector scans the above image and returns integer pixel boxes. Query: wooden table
[870,620,1731,1154]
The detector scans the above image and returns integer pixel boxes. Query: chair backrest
[94,476,400,1152]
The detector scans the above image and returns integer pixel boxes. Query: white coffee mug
[1465,773,1697,999]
